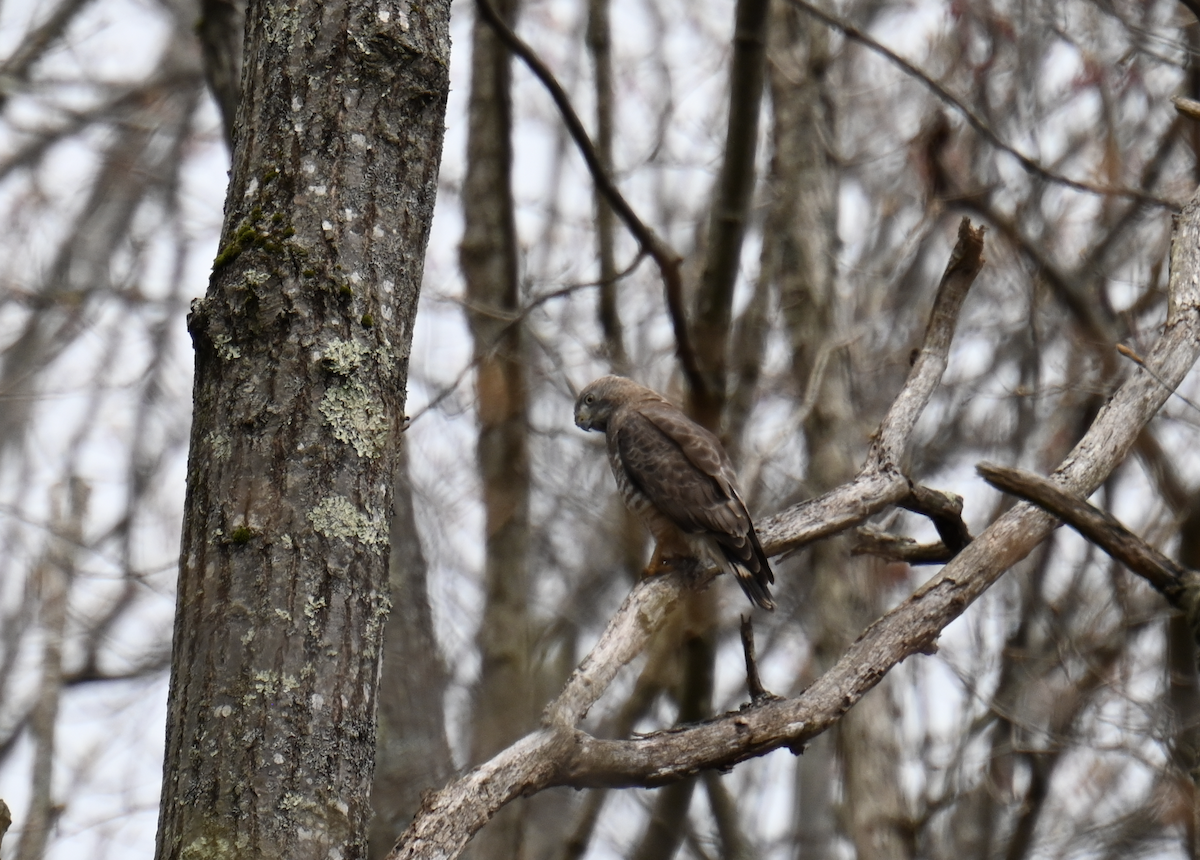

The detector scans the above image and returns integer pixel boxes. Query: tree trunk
[154,0,450,856]
[369,441,454,860]
[459,0,535,856]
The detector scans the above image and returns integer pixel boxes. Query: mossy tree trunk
[154,0,451,857]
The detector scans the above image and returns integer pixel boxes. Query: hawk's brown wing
[613,409,741,536]
[612,403,775,607]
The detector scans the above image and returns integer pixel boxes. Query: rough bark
[154,0,450,857]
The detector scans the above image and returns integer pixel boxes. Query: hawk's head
[574,375,652,432]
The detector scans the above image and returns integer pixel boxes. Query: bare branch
[978,463,1200,617]
[851,527,955,565]
[758,218,986,556]
[898,484,972,553]
[387,186,1200,858]
[785,0,1177,209]
[387,217,990,859]
[472,0,706,399]
[739,617,774,702]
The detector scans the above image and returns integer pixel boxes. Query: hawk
[574,375,775,610]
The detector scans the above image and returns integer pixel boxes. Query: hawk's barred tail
[733,563,775,611]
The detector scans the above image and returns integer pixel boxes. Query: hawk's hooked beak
[574,403,595,431]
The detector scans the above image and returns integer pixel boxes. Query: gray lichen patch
[307,495,387,548]
[320,379,387,458]
[213,333,242,361]
[206,431,232,461]
[321,337,370,376]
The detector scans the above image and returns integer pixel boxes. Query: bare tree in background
[6,0,1200,859]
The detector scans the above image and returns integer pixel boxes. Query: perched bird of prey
[574,375,775,610]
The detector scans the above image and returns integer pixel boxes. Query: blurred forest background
[3,0,1200,857]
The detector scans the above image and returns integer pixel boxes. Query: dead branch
[898,484,972,553]
[473,0,705,400]
[851,527,955,565]
[388,198,1200,859]
[978,462,1200,624]
[387,217,989,859]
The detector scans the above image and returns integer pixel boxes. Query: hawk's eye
[584,393,595,405]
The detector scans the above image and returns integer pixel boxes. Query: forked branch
[389,194,1200,858]
[387,218,992,859]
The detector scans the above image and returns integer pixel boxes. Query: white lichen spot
[397,8,409,29]
[280,533,293,549]
[321,220,334,233]
[292,95,303,112]
[321,380,387,458]
[312,693,325,709]
[244,269,270,287]
[343,208,357,222]
[274,753,285,764]
[373,225,385,239]
[303,160,317,175]
[312,184,328,197]
[304,595,327,618]
[274,608,292,622]
[214,704,233,718]
[241,628,255,645]
[351,133,367,149]
[381,278,394,294]
[322,337,369,375]
[213,333,241,361]
[206,431,231,461]
[293,120,305,134]
[243,177,259,199]
[377,8,390,22]
[349,271,363,285]
[252,670,278,695]
[307,495,387,547]
[181,836,234,860]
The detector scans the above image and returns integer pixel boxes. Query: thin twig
[403,252,646,428]
[739,616,773,702]
[473,0,706,399]
[1117,343,1200,414]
